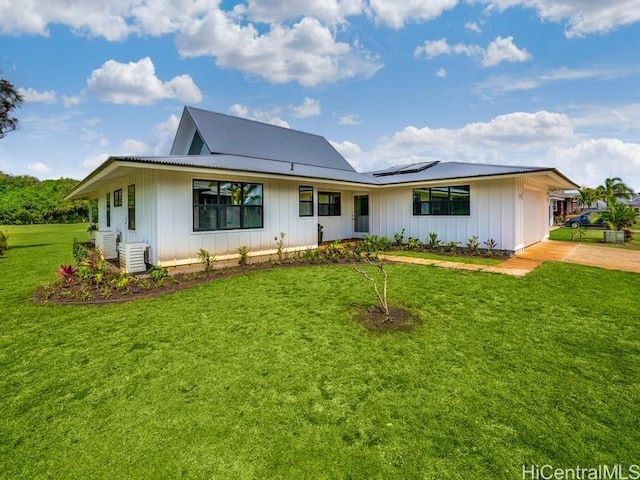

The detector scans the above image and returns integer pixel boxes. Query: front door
[354,195,369,234]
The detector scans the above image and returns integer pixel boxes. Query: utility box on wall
[118,242,148,273]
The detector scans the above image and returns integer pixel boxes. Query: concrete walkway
[383,240,640,277]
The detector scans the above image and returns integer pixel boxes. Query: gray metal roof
[364,161,558,185]
[115,154,376,184]
[186,106,355,172]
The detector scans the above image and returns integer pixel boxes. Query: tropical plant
[238,246,249,266]
[274,232,286,262]
[198,248,216,274]
[426,232,442,250]
[602,201,637,231]
[360,234,392,253]
[407,236,421,250]
[0,229,8,256]
[596,177,634,209]
[148,265,169,283]
[112,270,130,292]
[353,256,391,323]
[72,237,89,265]
[577,187,598,209]
[483,238,497,256]
[57,264,77,283]
[393,228,406,247]
[466,235,480,255]
[446,240,460,253]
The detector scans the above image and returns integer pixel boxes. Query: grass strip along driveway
[1,224,639,479]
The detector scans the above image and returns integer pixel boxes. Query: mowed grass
[550,226,640,250]
[387,249,503,265]
[1,225,639,479]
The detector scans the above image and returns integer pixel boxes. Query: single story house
[66,106,578,270]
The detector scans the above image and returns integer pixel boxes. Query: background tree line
[0,171,91,225]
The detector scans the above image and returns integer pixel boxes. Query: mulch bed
[354,305,422,333]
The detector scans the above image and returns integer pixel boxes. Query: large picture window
[193,180,263,231]
[413,185,470,216]
[299,186,314,217]
[127,184,136,230]
[318,192,341,216]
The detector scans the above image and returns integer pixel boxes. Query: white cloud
[482,0,640,37]
[549,139,640,187]
[177,14,382,86]
[82,153,109,170]
[338,114,360,125]
[465,21,482,33]
[0,0,135,40]
[482,36,532,67]
[474,65,638,97]
[436,68,447,78]
[414,36,531,67]
[120,138,151,156]
[241,0,364,24]
[18,87,57,104]
[330,140,364,166]
[154,113,181,155]
[28,162,50,173]
[368,0,459,28]
[290,98,321,118]
[85,57,203,106]
[229,103,290,128]
[63,95,81,107]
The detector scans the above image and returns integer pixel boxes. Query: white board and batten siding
[95,170,158,261]
[154,171,333,266]
[371,178,519,251]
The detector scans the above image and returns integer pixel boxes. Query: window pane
[318,204,329,216]
[221,205,241,229]
[299,186,313,202]
[450,186,470,215]
[220,182,242,205]
[413,188,430,215]
[243,206,263,228]
[128,184,136,230]
[243,184,263,205]
[430,187,449,215]
[193,205,219,231]
[299,202,313,216]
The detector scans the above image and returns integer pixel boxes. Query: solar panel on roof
[372,161,439,177]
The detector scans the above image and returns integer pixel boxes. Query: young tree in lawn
[0,72,23,139]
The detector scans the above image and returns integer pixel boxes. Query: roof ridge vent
[372,161,439,177]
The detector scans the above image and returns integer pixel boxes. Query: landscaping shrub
[0,230,8,256]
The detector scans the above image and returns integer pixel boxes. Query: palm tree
[596,177,635,209]
[577,187,598,209]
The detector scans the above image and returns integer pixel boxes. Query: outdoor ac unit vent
[118,242,148,273]
[95,231,117,260]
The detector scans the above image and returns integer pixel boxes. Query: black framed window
[106,192,111,227]
[318,192,341,216]
[193,180,263,231]
[114,188,123,207]
[127,185,136,230]
[413,185,470,215]
[299,186,314,217]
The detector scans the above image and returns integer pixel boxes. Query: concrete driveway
[501,240,640,274]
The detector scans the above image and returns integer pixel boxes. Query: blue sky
[1,0,639,189]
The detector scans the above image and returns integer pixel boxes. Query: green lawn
[387,249,503,266]
[549,226,640,250]
[1,225,639,479]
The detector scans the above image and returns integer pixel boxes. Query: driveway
[505,240,640,274]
